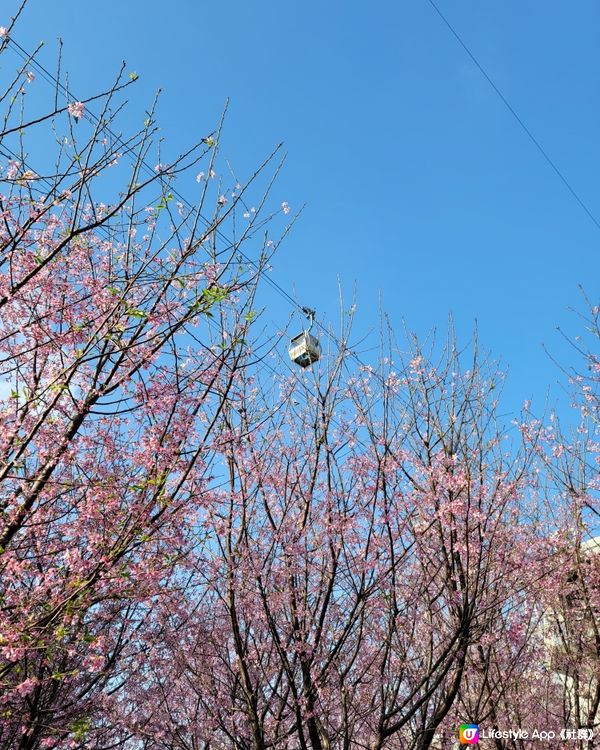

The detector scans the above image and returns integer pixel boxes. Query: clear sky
[5,0,600,421]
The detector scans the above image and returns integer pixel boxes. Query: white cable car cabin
[289,307,321,368]
[288,330,321,368]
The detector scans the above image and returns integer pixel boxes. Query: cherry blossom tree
[107,330,545,750]
[107,314,598,750]
[0,6,288,747]
[528,299,600,745]
[1,4,599,749]
[452,299,600,750]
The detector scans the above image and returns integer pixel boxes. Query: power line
[425,0,600,235]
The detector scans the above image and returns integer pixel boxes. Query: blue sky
[5,0,600,421]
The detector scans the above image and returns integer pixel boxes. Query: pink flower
[25,71,35,83]
[217,195,227,206]
[281,201,290,215]
[16,678,37,697]
[0,27,7,38]
[67,101,85,120]
[196,172,205,183]
[2,645,25,660]
[6,160,20,180]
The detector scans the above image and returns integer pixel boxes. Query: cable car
[288,308,321,368]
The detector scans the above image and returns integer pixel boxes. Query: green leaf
[69,716,92,742]
[201,286,229,306]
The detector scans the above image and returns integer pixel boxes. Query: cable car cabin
[288,331,321,368]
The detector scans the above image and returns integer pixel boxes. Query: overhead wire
[425,0,600,234]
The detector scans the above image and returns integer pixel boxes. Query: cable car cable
[425,0,600,234]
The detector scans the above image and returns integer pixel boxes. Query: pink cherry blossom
[16,678,38,697]
[2,18,598,749]
[67,101,85,120]
[5,159,20,179]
